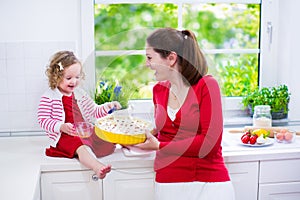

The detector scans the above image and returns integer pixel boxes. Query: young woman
[135,28,235,200]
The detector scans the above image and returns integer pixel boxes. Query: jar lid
[254,105,271,111]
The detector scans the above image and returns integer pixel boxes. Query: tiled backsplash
[0,41,76,136]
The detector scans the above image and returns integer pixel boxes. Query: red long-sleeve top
[153,75,230,183]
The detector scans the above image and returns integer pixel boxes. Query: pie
[95,115,152,145]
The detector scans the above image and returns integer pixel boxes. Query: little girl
[37,50,121,179]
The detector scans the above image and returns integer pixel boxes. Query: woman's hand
[60,123,76,135]
[135,130,159,151]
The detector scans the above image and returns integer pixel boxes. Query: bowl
[274,129,296,143]
[73,122,94,138]
[95,115,152,145]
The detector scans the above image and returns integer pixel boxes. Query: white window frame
[82,0,278,125]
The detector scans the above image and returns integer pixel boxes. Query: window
[94,0,260,96]
[93,0,263,118]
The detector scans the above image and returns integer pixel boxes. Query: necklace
[169,85,190,105]
[170,90,177,100]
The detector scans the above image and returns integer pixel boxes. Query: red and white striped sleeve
[37,96,63,144]
[80,95,109,120]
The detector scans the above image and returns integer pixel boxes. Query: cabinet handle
[267,21,273,50]
[92,174,99,181]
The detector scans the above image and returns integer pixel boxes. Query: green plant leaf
[242,84,291,115]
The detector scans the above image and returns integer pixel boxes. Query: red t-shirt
[153,75,230,183]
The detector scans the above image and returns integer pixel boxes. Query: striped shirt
[37,88,109,147]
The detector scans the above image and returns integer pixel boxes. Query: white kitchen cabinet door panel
[226,161,259,200]
[259,182,300,200]
[259,159,300,183]
[103,168,155,200]
[41,170,102,200]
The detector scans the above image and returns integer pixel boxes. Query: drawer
[259,182,300,200]
[259,159,300,183]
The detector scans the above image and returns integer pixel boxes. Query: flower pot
[271,110,288,120]
[247,105,254,117]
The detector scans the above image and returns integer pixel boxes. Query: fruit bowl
[95,115,152,145]
[274,129,296,143]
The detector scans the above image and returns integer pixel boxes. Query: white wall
[276,0,300,120]
[0,0,94,135]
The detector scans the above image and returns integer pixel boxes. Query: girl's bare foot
[96,164,112,179]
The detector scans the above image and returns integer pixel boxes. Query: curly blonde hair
[46,51,85,89]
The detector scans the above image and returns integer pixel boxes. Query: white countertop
[1,129,300,200]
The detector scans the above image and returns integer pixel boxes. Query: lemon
[252,129,269,137]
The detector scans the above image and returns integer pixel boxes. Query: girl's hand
[60,123,76,135]
[104,101,122,113]
[110,101,122,110]
[135,130,159,151]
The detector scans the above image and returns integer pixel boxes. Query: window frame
[82,0,278,125]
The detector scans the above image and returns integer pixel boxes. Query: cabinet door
[103,168,155,200]
[226,162,259,200]
[41,170,102,200]
[260,159,300,183]
[259,182,300,200]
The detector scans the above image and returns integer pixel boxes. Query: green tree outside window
[94,3,260,99]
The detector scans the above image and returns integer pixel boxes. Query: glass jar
[253,105,272,127]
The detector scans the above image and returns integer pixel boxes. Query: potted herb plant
[242,84,291,119]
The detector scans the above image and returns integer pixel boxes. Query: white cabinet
[258,159,300,200]
[41,170,102,200]
[226,162,259,200]
[39,155,300,200]
[259,182,300,200]
[103,167,155,200]
[103,162,260,200]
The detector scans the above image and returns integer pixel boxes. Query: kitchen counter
[1,129,300,200]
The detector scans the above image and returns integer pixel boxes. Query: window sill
[129,99,254,127]
[129,99,292,128]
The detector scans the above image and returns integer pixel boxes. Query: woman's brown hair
[146,27,208,86]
